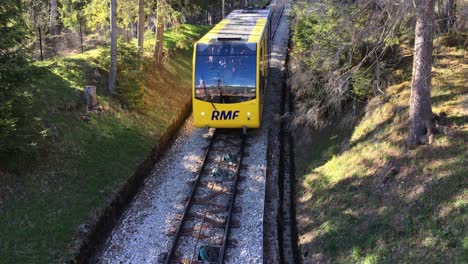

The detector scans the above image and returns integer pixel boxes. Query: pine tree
[1,0,44,155]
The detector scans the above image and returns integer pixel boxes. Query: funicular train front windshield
[195,42,257,104]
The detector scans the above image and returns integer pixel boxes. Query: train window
[195,43,257,104]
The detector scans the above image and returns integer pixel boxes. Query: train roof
[197,9,271,44]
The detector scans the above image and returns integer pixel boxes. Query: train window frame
[194,42,258,104]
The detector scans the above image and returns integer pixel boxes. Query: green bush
[97,40,144,109]
[352,71,373,100]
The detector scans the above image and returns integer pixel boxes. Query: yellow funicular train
[193,8,271,130]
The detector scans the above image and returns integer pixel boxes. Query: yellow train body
[192,9,271,129]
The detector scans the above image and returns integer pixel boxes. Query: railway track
[159,2,287,263]
[270,0,286,39]
[159,129,246,263]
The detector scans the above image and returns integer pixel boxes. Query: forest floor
[294,42,467,263]
[0,25,209,263]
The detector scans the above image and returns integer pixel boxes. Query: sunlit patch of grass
[307,140,398,186]
[140,24,211,56]
[296,44,467,263]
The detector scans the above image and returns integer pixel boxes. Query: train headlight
[201,112,205,116]
[247,112,251,116]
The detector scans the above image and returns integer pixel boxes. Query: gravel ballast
[97,119,213,263]
[97,2,290,262]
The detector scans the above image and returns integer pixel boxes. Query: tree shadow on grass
[0,108,158,263]
[294,105,368,177]
[297,139,467,263]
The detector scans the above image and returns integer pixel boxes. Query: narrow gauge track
[160,2,286,263]
[270,1,286,39]
[159,129,246,263]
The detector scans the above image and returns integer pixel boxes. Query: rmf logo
[211,110,240,120]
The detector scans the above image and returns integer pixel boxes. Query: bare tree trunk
[154,0,165,66]
[109,0,117,93]
[407,0,436,147]
[79,20,84,53]
[38,27,43,61]
[222,0,225,19]
[446,0,456,31]
[49,0,58,35]
[130,22,135,39]
[137,0,145,53]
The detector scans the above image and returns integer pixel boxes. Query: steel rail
[164,3,286,262]
[218,134,246,263]
[163,129,217,264]
[271,2,286,39]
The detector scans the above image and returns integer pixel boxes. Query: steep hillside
[0,25,208,263]
[295,45,467,263]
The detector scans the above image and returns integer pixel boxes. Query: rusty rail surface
[161,129,246,263]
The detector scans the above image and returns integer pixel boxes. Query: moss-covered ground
[295,44,467,263]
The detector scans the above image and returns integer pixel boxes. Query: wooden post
[85,86,97,110]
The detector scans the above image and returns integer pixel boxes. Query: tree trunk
[109,0,117,93]
[445,0,456,32]
[222,0,225,19]
[38,27,43,61]
[407,0,436,147]
[154,0,165,66]
[130,22,135,39]
[79,20,84,53]
[137,0,145,53]
[50,0,58,35]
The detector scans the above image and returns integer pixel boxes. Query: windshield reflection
[195,43,257,104]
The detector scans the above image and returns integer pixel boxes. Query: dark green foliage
[60,0,87,42]
[0,0,45,163]
[351,70,374,100]
[97,40,144,109]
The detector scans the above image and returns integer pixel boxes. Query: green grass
[295,45,468,263]
[0,24,209,263]
[140,24,211,56]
